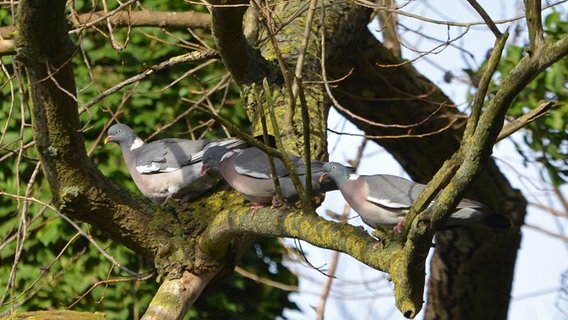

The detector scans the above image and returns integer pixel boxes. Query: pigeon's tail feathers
[442,208,511,230]
[214,138,249,151]
[191,138,247,164]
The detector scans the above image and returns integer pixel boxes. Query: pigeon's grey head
[201,145,231,174]
[105,123,137,147]
[320,162,352,184]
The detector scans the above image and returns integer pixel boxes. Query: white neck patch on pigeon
[348,173,360,181]
[130,137,144,150]
[220,151,235,162]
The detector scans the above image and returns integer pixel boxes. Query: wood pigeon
[105,123,246,204]
[200,146,338,211]
[319,162,511,232]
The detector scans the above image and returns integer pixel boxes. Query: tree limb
[142,271,216,320]
[196,188,427,317]
[70,10,210,31]
[375,0,401,58]
[524,0,545,54]
[466,0,502,37]
[497,100,555,141]
[1,10,211,40]
[209,0,273,85]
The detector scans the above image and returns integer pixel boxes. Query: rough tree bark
[12,0,568,319]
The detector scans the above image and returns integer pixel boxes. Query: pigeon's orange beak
[319,173,328,183]
[199,165,206,175]
[104,136,112,144]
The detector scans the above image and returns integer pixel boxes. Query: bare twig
[462,30,509,141]
[497,100,555,142]
[235,266,298,291]
[524,0,545,54]
[250,0,296,129]
[80,50,219,113]
[524,223,568,242]
[353,0,567,28]
[291,0,319,99]
[326,116,460,140]
[69,273,154,309]
[375,0,401,58]
[466,0,502,37]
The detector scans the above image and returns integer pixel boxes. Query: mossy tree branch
[197,189,428,317]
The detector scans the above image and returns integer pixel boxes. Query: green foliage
[1,1,293,320]
[490,10,568,186]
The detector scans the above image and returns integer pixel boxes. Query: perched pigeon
[200,146,337,211]
[105,123,246,204]
[319,162,511,232]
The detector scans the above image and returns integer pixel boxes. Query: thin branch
[261,79,309,210]
[80,50,218,113]
[292,0,319,99]
[235,266,298,291]
[326,116,460,140]
[375,0,401,58]
[69,273,154,309]
[353,0,567,29]
[524,223,568,242]
[529,202,568,218]
[69,10,211,32]
[297,80,314,207]
[250,0,296,129]
[553,184,568,216]
[524,0,545,54]
[497,100,555,142]
[0,192,144,278]
[462,28,509,141]
[466,0,502,37]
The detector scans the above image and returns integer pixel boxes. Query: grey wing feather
[234,148,312,179]
[137,139,208,173]
[189,138,248,164]
[365,174,426,209]
[234,148,277,178]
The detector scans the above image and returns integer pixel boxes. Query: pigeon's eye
[117,129,122,134]
[331,165,336,170]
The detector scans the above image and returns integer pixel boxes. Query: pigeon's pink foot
[250,203,265,216]
[160,196,172,207]
[372,241,385,250]
[271,196,284,209]
[393,217,405,233]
